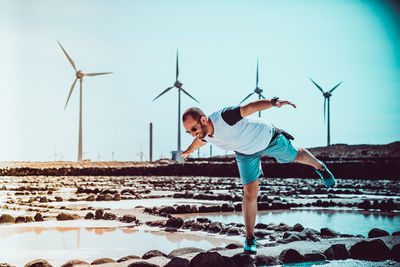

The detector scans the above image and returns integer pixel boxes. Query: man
[179,97,335,254]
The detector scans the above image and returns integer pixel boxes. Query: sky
[0,0,399,162]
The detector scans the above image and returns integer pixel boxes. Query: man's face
[183,115,208,139]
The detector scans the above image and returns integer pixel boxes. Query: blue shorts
[235,134,298,185]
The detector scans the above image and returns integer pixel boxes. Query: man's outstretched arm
[179,138,207,158]
[240,98,296,118]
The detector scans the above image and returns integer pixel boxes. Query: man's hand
[276,100,296,108]
[179,150,192,159]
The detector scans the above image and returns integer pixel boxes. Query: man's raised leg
[243,178,259,254]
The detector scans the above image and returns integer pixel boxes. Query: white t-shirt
[203,106,274,155]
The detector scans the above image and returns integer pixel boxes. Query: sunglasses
[186,117,202,134]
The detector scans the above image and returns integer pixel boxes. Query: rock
[142,250,168,259]
[281,234,301,243]
[103,212,117,220]
[291,223,304,232]
[165,257,190,267]
[231,253,255,267]
[392,231,400,236]
[349,239,391,261]
[60,260,89,267]
[0,263,15,267]
[190,222,205,231]
[117,255,141,262]
[0,214,15,224]
[304,252,326,262]
[324,244,350,260]
[275,222,291,232]
[169,247,205,258]
[225,243,244,249]
[56,213,81,221]
[95,209,104,219]
[146,220,166,227]
[197,217,211,224]
[159,206,177,214]
[391,244,400,262]
[226,227,241,235]
[120,215,137,224]
[128,262,159,267]
[166,216,184,228]
[320,227,340,237]
[91,258,116,265]
[254,223,268,229]
[254,255,281,266]
[254,230,269,239]
[208,222,223,233]
[279,249,305,264]
[34,213,44,222]
[39,196,48,203]
[368,228,390,238]
[113,193,121,201]
[189,251,231,267]
[84,212,94,219]
[24,259,53,267]
[104,194,113,201]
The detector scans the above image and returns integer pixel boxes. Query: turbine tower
[153,49,199,153]
[309,78,342,146]
[58,41,112,161]
[240,58,266,117]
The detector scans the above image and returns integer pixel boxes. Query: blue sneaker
[315,161,335,188]
[244,237,257,254]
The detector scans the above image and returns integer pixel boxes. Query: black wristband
[271,97,279,106]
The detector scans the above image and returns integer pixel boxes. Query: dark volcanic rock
[208,222,223,233]
[166,216,184,228]
[24,259,53,267]
[142,250,168,259]
[254,255,281,266]
[168,247,205,258]
[392,231,400,236]
[95,209,104,219]
[91,258,116,265]
[190,222,205,231]
[304,252,326,262]
[391,244,400,262]
[0,214,15,224]
[291,223,304,232]
[231,253,255,267]
[34,213,44,222]
[60,259,89,267]
[225,243,244,249]
[56,213,81,221]
[120,215,137,224]
[117,255,141,262]
[189,251,230,267]
[279,249,305,264]
[165,257,190,267]
[320,227,340,237]
[324,244,350,260]
[226,227,241,235]
[349,239,391,261]
[84,212,94,219]
[103,212,117,220]
[128,262,160,267]
[159,206,177,214]
[368,228,390,238]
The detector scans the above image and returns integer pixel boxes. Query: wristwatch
[271,97,279,106]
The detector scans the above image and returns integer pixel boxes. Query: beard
[196,123,208,139]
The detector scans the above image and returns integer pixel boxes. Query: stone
[60,260,89,267]
[208,222,223,233]
[168,247,205,258]
[225,243,244,249]
[24,259,53,267]
[84,212,94,219]
[166,216,184,228]
[226,227,241,235]
[164,257,190,267]
[0,263,15,267]
[291,223,304,232]
[320,227,340,237]
[39,196,48,203]
[196,217,211,224]
[231,253,255,267]
[324,244,350,260]
[117,255,141,262]
[254,255,281,266]
[34,213,44,222]
[391,244,400,262]
[103,212,117,220]
[279,249,305,264]
[349,239,391,261]
[91,258,116,265]
[56,213,81,221]
[142,250,168,259]
[104,194,113,201]
[95,209,104,219]
[189,251,230,267]
[113,193,121,201]
[392,231,400,236]
[120,215,137,224]
[159,206,177,214]
[0,214,15,224]
[254,230,269,239]
[127,262,159,267]
[190,222,205,231]
[304,252,326,262]
[368,228,390,238]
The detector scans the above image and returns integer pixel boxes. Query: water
[182,209,400,236]
[0,221,233,266]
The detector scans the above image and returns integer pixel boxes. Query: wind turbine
[57,41,112,161]
[240,58,266,117]
[153,49,200,153]
[309,78,342,146]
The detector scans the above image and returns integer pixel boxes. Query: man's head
[182,107,208,139]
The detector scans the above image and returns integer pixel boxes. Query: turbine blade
[309,78,324,94]
[240,92,255,104]
[64,78,78,110]
[260,93,266,99]
[152,86,174,101]
[176,49,179,80]
[180,87,200,103]
[323,97,327,124]
[85,72,113,77]
[57,41,77,71]
[256,58,259,88]
[329,81,343,93]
